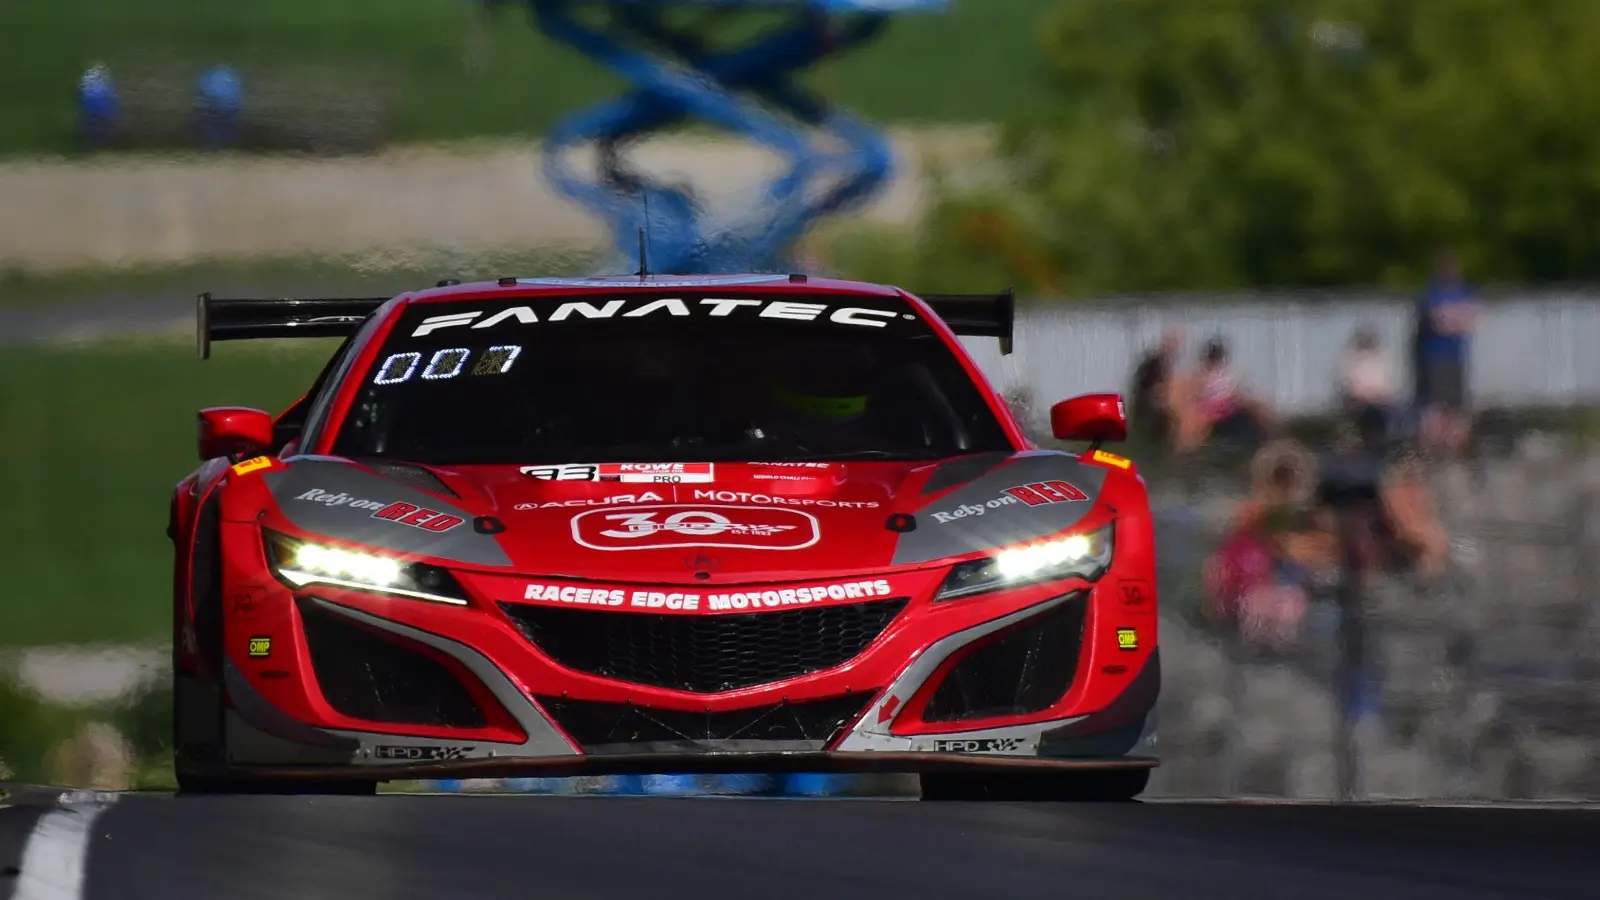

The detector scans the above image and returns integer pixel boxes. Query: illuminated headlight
[934,524,1114,602]
[263,530,469,606]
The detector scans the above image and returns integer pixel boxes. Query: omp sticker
[247,636,272,658]
[1117,628,1139,651]
[571,505,819,551]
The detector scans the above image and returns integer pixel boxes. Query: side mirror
[198,407,275,461]
[1050,393,1128,443]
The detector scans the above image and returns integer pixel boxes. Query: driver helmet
[763,344,876,422]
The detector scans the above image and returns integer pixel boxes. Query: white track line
[13,794,119,900]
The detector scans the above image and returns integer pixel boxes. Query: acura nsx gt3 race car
[171,273,1158,800]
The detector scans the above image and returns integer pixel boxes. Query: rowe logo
[411,297,905,337]
[571,505,819,551]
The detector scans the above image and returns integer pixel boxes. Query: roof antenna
[636,192,651,280]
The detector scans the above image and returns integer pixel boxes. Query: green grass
[0,337,339,647]
[2,0,1055,158]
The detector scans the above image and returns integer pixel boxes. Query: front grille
[298,599,487,728]
[500,598,907,693]
[922,594,1087,723]
[536,694,872,749]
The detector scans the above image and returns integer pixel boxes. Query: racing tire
[176,774,379,797]
[918,767,1150,802]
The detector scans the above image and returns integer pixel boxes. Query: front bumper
[208,545,1160,778]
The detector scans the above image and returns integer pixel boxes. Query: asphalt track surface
[3,792,1599,900]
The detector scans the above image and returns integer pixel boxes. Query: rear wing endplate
[196,292,388,359]
[919,289,1015,354]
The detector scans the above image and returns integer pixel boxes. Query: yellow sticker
[1091,450,1132,470]
[1116,628,1139,651]
[248,636,272,658]
[230,456,275,478]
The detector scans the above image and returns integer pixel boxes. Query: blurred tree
[922,0,1600,295]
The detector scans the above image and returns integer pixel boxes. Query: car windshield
[330,291,1015,465]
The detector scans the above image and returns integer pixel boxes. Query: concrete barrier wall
[0,129,994,272]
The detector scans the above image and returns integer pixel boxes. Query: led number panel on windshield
[370,345,522,386]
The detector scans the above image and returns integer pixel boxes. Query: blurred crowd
[1130,252,1479,652]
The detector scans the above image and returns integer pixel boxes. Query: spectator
[1317,425,1452,587]
[77,63,118,148]
[1128,326,1185,446]
[195,65,243,148]
[1378,446,1452,584]
[1337,325,1396,451]
[1414,251,1480,457]
[1203,440,1339,650]
[1172,336,1272,453]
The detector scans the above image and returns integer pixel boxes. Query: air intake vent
[535,694,873,751]
[298,599,486,728]
[922,594,1087,723]
[360,460,459,497]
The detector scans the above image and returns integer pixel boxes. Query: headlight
[934,524,1114,601]
[263,529,470,606]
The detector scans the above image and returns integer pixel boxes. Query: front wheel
[919,768,1150,802]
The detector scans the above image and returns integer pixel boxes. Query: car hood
[259,452,1116,583]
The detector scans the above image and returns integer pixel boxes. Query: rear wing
[196,292,388,359]
[196,286,1016,359]
[918,289,1015,355]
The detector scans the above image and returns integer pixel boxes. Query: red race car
[170,274,1158,800]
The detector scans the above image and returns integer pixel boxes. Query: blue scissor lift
[428,0,952,798]
[529,0,950,274]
